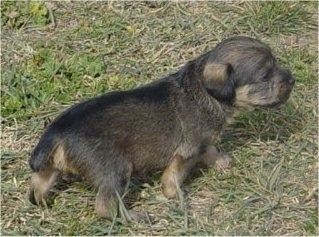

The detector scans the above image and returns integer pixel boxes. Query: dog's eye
[261,70,273,81]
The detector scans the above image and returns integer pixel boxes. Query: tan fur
[161,155,185,199]
[52,145,76,174]
[236,85,269,109]
[30,167,59,205]
[235,84,284,109]
[235,85,254,109]
[203,63,229,86]
[162,147,233,199]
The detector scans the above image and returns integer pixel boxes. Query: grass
[1,1,318,235]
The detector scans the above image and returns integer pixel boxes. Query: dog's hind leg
[29,165,60,206]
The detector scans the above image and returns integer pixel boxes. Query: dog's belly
[109,126,179,176]
[126,144,176,177]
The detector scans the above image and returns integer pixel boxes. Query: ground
[1,1,318,235]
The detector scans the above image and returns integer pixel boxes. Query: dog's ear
[202,63,235,102]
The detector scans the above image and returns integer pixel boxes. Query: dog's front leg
[199,146,233,172]
[161,154,199,199]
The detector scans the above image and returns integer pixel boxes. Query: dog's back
[30,78,180,171]
[28,77,184,213]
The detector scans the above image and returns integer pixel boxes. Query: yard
[1,1,318,235]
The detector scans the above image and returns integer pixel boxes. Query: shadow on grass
[220,105,307,149]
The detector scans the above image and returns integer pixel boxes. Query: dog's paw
[127,210,152,223]
[214,154,233,173]
[200,146,233,172]
[162,182,178,199]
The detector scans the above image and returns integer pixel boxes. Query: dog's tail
[29,130,58,172]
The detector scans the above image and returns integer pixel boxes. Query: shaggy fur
[29,36,294,220]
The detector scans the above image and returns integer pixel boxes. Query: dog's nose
[282,69,295,86]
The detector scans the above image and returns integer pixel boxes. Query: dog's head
[200,36,295,109]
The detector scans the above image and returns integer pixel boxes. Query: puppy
[29,36,294,220]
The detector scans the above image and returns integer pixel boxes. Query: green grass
[1,1,318,235]
[236,2,317,35]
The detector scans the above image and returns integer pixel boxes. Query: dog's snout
[281,69,295,86]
